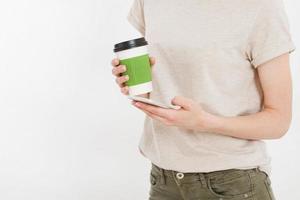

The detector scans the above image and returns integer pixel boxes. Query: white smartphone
[128,96,181,110]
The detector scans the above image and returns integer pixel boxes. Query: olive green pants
[149,163,275,200]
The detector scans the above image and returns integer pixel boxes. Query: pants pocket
[150,171,158,186]
[251,170,276,200]
[207,169,253,199]
[149,167,162,187]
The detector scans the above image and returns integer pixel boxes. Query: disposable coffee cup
[113,37,152,96]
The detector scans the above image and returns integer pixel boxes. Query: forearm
[205,108,291,140]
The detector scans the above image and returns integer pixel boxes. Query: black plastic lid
[113,37,148,52]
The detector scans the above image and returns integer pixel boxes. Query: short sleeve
[127,0,146,36]
[246,0,296,68]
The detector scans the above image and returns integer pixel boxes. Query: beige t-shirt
[127,0,295,174]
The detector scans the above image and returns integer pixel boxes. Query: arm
[132,53,293,140]
[206,53,292,140]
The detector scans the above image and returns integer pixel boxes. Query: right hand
[111,57,156,96]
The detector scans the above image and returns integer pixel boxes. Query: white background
[0,0,299,199]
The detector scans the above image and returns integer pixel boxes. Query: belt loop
[160,167,166,185]
[248,167,258,178]
[252,167,260,174]
[198,173,207,187]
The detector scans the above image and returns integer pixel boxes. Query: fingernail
[123,66,126,71]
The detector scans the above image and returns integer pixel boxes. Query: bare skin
[111,53,292,140]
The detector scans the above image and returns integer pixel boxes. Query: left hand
[131,96,214,132]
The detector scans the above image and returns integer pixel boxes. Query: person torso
[138,0,272,174]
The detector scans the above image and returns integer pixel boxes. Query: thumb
[149,57,156,67]
[171,96,194,110]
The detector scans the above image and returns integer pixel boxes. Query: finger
[143,110,172,125]
[121,86,129,95]
[131,101,170,124]
[134,102,173,120]
[171,96,194,110]
[112,65,126,76]
[149,57,156,66]
[111,58,120,67]
[116,75,129,85]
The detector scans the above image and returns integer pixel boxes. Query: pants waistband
[151,162,261,179]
